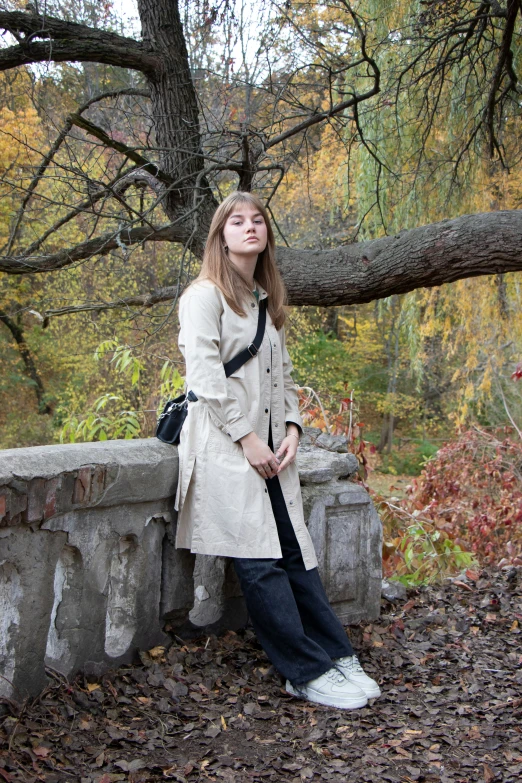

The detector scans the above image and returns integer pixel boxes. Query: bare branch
[70,113,175,185]
[0,308,51,413]
[5,88,151,254]
[43,285,182,318]
[485,0,520,159]
[265,2,380,149]
[0,222,189,274]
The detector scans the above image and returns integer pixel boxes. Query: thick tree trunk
[137,0,217,254]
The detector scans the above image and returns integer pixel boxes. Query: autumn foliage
[402,427,522,566]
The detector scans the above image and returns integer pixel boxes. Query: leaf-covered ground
[2,566,521,783]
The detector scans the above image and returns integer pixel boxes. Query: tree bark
[277,210,522,306]
[0,11,158,74]
[2,210,522,309]
[136,0,217,253]
[0,310,51,414]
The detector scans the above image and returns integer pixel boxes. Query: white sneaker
[286,666,368,710]
[334,655,381,698]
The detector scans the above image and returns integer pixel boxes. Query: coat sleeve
[280,324,304,437]
[178,289,254,442]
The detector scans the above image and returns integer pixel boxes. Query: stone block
[27,478,46,522]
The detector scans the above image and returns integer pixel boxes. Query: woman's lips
[246,237,259,242]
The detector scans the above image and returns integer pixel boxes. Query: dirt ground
[2,565,521,783]
[365,472,413,500]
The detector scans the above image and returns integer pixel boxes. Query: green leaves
[95,340,145,387]
[60,393,141,443]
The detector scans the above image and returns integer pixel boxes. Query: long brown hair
[184,191,288,330]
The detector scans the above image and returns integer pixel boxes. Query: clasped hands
[239,425,299,479]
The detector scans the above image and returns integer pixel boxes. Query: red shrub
[402,427,522,566]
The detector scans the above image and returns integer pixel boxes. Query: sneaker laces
[325,667,348,685]
[336,655,364,674]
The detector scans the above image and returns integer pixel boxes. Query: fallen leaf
[87,682,100,692]
[148,645,166,660]
[204,725,221,738]
[453,580,473,592]
[32,746,51,758]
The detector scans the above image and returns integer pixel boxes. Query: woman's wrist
[286,423,300,442]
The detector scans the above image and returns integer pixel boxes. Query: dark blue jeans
[232,424,354,686]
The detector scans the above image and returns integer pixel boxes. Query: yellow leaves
[0,104,44,175]
[0,103,45,241]
[463,382,475,401]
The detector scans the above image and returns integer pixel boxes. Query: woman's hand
[273,433,298,474]
[239,432,280,479]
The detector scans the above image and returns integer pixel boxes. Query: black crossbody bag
[156,298,268,444]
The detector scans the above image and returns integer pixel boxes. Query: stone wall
[0,432,382,702]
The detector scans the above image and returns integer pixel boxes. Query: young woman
[174,190,381,710]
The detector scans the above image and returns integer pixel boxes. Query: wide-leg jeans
[232,425,354,686]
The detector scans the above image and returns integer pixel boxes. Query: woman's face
[222,204,268,257]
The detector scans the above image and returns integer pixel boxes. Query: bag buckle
[247,342,258,357]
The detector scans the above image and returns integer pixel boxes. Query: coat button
[265,408,268,413]
[275,423,278,427]
[267,368,270,373]
[251,302,255,307]
[289,500,293,505]
[274,383,278,387]
[264,487,268,493]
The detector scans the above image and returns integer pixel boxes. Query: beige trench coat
[173,278,318,570]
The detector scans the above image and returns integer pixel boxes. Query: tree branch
[277,210,522,306]
[0,11,158,75]
[485,0,520,158]
[0,308,51,413]
[43,285,181,319]
[6,210,522,310]
[5,88,151,255]
[0,222,189,274]
[70,113,174,185]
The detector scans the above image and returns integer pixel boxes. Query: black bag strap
[223,297,267,377]
[186,298,267,401]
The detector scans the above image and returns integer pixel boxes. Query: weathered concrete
[0,430,382,701]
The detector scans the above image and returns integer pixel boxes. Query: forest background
[0,0,521,585]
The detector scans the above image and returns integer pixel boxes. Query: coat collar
[254,279,268,300]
